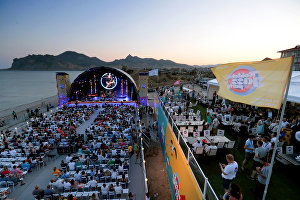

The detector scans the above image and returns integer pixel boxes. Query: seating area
[159,87,236,157]
[0,106,95,199]
[32,104,137,199]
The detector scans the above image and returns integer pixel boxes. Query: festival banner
[158,104,203,200]
[149,69,159,76]
[164,123,203,200]
[158,106,168,157]
[211,56,293,109]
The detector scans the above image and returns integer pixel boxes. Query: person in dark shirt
[44,185,56,196]
[32,185,44,197]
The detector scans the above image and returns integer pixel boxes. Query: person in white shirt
[118,164,124,173]
[204,142,217,153]
[66,154,72,163]
[262,136,272,152]
[114,182,123,195]
[120,149,126,156]
[87,177,97,187]
[270,133,277,143]
[54,179,64,192]
[212,116,220,135]
[63,180,71,190]
[74,170,81,182]
[219,154,238,193]
[101,184,109,195]
[9,148,17,157]
[281,118,289,129]
[192,140,202,152]
[111,169,118,180]
[68,161,75,171]
[206,106,213,115]
[1,150,8,157]
[111,149,117,157]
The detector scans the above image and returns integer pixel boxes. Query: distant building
[278,45,300,71]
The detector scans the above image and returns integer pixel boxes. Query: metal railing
[136,107,149,194]
[156,91,218,200]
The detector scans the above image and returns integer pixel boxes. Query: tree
[121,65,128,72]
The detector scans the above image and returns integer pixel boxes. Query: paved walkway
[9,152,64,200]
[8,106,146,199]
[129,153,146,199]
[76,108,102,142]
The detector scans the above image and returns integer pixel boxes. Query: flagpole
[262,55,294,200]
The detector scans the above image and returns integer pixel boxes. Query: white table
[186,137,210,145]
[176,120,204,126]
[206,136,230,143]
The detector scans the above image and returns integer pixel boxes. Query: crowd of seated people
[158,84,300,199]
[0,106,94,198]
[33,104,137,199]
[157,85,300,150]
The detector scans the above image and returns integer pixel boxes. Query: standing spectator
[255,159,270,200]
[212,115,219,136]
[223,182,243,200]
[219,154,238,193]
[256,118,265,136]
[249,141,267,180]
[134,142,140,164]
[206,113,213,131]
[279,124,293,145]
[12,111,17,120]
[262,136,271,152]
[281,118,289,129]
[128,192,136,200]
[241,135,255,171]
[212,91,217,105]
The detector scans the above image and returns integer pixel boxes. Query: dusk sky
[0,0,299,68]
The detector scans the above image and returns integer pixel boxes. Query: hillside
[10,51,195,70]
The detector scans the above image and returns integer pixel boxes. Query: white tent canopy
[207,71,300,104]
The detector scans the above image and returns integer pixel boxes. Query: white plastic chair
[188,126,194,133]
[195,147,204,155]
[182,130,188,137]
[217,142,225,148]
[205,148,217,156]
[224,141,235,148]
[204,130,210,137]
[217,129,225,136]
[286,146,294,154]
[193,132,200,137]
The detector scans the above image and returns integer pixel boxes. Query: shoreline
[0,95,58,130]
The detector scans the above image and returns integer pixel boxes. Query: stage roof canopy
[69,66,138,102]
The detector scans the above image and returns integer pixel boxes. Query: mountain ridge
[10,51,207,70]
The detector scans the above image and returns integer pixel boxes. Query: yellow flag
[211,56,294,109]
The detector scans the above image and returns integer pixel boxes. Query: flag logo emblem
[227,66,263,96]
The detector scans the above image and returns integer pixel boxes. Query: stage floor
[68,101,137,107]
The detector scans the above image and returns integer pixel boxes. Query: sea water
[0,70,83,111]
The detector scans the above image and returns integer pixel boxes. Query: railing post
[187,150,190,165]
[203,177,208,200]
